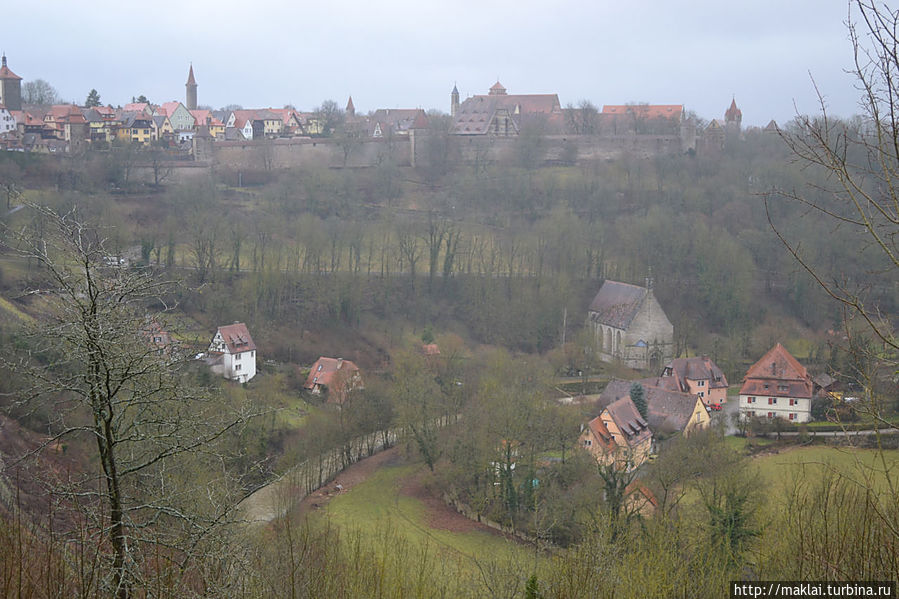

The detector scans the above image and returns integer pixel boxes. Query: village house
[659,356,729,406]
[304,357,362,404]
[587,279,674,371]
[368,108,427,137]
[207,322,257,383]
[601,379,710,440]
[739,343,814,423]
[579,395,652,470]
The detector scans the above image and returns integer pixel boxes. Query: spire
[1,54,5,68]
[346,95,355,117]
[185,64,198,110]
[725,96,742,121]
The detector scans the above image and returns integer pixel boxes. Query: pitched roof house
[579,395,652,470]
[739,343,814,423]
[587,280,674,370]
[208,322,257,383]
[601,378,710,439]
[304,357,362,404]
[369,108,426,137]
[451,81,564,136]
[660,356,729,406]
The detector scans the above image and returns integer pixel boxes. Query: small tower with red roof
[346,95,355,117]
[725,97,742,135]
[0,54,23,111]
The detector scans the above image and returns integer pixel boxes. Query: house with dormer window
[208,322,257,383]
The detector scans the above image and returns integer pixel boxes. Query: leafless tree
[2,205,255,598]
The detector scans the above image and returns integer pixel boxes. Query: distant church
[587,279,674,371]
[186,64,198,110]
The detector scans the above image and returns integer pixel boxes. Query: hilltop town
[0,56,759,168]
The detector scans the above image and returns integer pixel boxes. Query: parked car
[709,403,723,411]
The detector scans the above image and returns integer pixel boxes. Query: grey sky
[3,0,861,126]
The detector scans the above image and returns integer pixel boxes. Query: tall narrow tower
[0,54,23,111]
[186,64,198,111]
[451,83,459,119]
[725,97,742,135]
[346,95,355,117]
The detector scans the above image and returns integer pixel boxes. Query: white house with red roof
[208,322,257,383]
[739,343,813,423]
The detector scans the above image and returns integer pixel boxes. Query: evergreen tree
[85,88,101,107]
[630,382,647,419]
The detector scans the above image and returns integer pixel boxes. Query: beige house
[601,379,710,439]
[580,395,652,470]
[587,280,674,371]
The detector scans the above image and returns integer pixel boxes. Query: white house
[739,343,813,423]
[208,322,257,383]
[0,104,15,135]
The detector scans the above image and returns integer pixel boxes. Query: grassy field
[753,445,899,495]
[315,460,542,583]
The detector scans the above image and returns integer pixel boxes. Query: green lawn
[754,445,899,496]
[316,460,542,580]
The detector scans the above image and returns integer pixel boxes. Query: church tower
[346,95,355,117]
[451,83,459,118]
[186,64,198,110]
[725,97,742,135]
[0,54,23,111]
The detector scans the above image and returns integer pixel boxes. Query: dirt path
[293,445,404,518]
[293,447,511,541]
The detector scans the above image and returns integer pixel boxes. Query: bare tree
[22,78,61,105]
[2,205,254,598]
[768,0,898,393]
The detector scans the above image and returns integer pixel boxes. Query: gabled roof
[602,379,700,435]
[588,280,649,330]
[304,357,360,391]
[739,343,813,399]
[725,98,742,120]
[213,322,256,354]
[604,395,652,448]
[585,415,616,452]
[122,102,151,114]
[663,356,728,390]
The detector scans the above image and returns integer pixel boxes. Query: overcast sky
[3,0,863,126]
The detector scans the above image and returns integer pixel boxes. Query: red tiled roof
[662,356,728,390]
[604,395,652,448]
[725,98,742,120]
[304,357,360,391]
[602,379,700,435]
[211,322,256,354]
[586,415,616,452]
[0,59,21,81]
[421,344,440,356]
[739,343,813,399]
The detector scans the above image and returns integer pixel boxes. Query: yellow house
[580,395,652,470]
[151,114,174,142]
[601,379,710,439]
